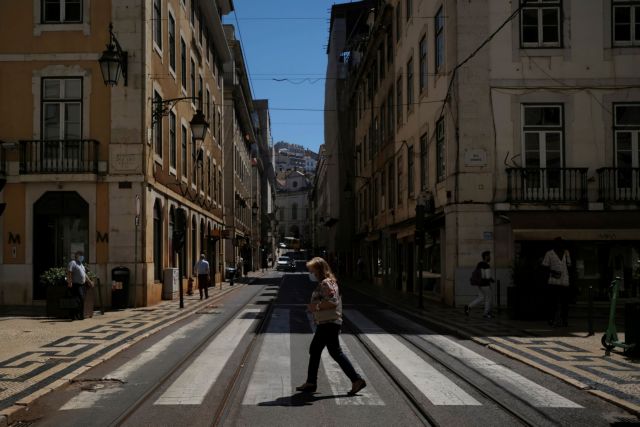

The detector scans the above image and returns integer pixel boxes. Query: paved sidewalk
[343,278,640,417]
[0,273,264,427]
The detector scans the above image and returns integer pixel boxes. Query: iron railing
[19,139,99,174]
[597,167,640,202]
[0,145,6,175]
[506,167,588,203]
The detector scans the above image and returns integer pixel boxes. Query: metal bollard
[587,285,594,336]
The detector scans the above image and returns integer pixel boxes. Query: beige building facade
[0,0,242,308]
[326,0,640,308]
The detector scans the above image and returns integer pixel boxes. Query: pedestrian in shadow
[543,237,572,327]
[67,251,93,320]
[193,253,210,299]
[296,257,367,395]
[465,251,495,319]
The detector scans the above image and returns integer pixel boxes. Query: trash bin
[163,268,179,300]
[111,267,130,309]
[625,302,640,350]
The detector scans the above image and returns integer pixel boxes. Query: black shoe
[295,383,317,392]
[464,305,470,316]
[348,379,366,395]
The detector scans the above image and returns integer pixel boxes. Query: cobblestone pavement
[344,279,640,416]
[0,274,262,425]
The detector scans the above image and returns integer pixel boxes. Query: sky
[223,0,339,154]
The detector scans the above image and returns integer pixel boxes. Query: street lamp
[251,202,259,216]
[415,192,428,310]
[152,97,209,141]
[98,23,128,86]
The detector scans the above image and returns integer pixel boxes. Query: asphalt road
[23,270,634,426]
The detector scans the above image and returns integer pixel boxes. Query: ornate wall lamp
[98,23,128,86]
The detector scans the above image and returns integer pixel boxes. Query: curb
[346,284,640,417]
[0,283,247,424]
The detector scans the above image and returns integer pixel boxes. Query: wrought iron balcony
[506,167,588,203]
[19,139,99,174]
[597,167,640,202]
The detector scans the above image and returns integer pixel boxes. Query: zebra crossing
[57,307,581,411]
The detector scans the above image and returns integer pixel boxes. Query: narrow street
[21,271,632,426]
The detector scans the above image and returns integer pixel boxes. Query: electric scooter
[601,277,636,354]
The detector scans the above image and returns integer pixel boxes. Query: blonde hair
[306,257,336,281]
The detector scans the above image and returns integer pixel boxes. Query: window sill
[153,43,163,61]
[169,166,177,177]
[34,22,90,36]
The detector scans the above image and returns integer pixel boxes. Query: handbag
[549,269,562,279]
[313,307,340,322]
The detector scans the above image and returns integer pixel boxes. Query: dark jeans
[71,283,85,320]
[198,274,209,299]
[549,285,569,325]
[306,323,361,385]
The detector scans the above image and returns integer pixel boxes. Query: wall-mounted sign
[464,149,487,167]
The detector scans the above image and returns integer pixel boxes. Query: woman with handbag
[542,237,572,327]
[296,257,367,395]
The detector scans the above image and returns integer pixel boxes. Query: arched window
[191,215,197,275]
[169,207,176,267]
[153,200,163,281]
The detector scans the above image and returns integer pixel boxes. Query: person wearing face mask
[67,250,92,320]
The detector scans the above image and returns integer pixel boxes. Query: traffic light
[0,178,6,217]
[172,208,186,251]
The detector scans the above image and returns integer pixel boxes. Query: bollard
[587,285,594,336]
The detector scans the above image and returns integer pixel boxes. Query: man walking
[465,251,494,319]
[193,253,210,299]
[67,251,92,320]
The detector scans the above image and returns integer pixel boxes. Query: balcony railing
[597,167,640,202]
[19,139,99,174]
[506,167,588,203]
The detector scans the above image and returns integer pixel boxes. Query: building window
[419,35,427,92]
[190,59,196,99]
[406,0,412,20]
[153,0,162,50]
[381,170,386,211]
[387,30,394,65]
[406,57,414,112]
[169,111,176,169]
[520,0,562,48]
[206,89,211,124]
[181,124,187,177]
[169,14,176,71]
[388,161,395,209]
[292,203,298,220]
[218,169,222,204]
[408,145,415,196]
[396,3,402,41]
[387,89,395,137]
[190,0,196,26]
[41,77,82,140]
[378,45,385,80]
[153,201,163,280]
[42,0,82,23]
[420,133,428,190]
[181,38,187,89]
[397,155,403,205]
[396,75,403,126]
[614,104,640,186]
[153,90,162,157]
[435,7,444,72]
[522,104,563,187]
[436,118,446,182]
[613,1,640,46]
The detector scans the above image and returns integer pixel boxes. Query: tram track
[104,283,273,427]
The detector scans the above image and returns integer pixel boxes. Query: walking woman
[296,257,367,395]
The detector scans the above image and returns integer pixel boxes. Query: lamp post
[415,192,427,310]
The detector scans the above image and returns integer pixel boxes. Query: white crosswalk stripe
[60,315,213,410]
[154,308,261,405]
[345,309,482,406]
[380,310,583,408]
[242,308,292,405]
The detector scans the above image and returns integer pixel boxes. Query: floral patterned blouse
[310,278,342,325]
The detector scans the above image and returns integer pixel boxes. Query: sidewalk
[0,272,264,427]
[343,278,640,416]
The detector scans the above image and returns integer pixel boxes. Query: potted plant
[42,266,96,318]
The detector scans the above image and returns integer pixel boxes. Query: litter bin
[625,302,640,350]
[111,267,130,309]
[163,268,179,300]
